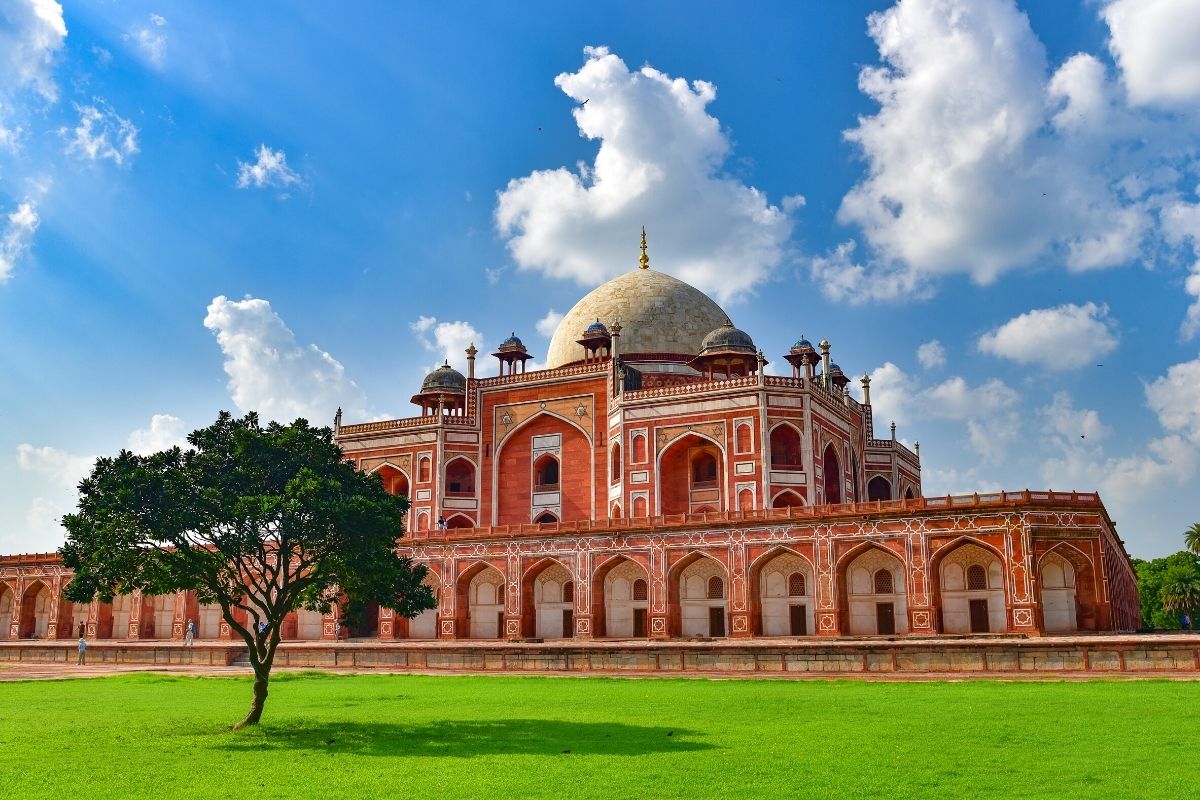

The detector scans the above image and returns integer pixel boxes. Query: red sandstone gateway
[0,235,1139,643]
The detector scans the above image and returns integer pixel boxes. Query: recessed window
[873,569,893,594]
[966,564,988,591]
[788,572,806,597]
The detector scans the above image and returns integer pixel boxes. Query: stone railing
[475,361,609,388]
[406,490,1109,543]
[623,375,759,401]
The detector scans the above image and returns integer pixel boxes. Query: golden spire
[638,225,649,270]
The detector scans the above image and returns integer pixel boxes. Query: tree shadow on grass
[215,719,712,758]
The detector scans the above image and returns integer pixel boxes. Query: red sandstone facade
[0,250,1141,642]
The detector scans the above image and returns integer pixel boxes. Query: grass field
[0,673,1196,799]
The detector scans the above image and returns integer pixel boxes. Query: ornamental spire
[638,225,649,270]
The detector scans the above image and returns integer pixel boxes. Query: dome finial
[639,225,649,270]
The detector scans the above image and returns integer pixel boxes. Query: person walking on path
[76,636,87,666]
[184,618,195,645]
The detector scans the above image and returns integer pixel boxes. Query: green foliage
[1134,550,1200,628]
[57,412,434,724]
[1185,522,1200,557]
[0,674,1198,799]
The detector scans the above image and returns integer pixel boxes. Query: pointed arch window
[707,576,725,599]
[787,572,806,597]
[873,569,893,594]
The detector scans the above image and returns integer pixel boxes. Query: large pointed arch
[750,546,817,636]
[931,538,1008,634]
[521,556,575,639]
[656,431,727,517]
[821,443,842,505]
[667,552,728,638]
[493,411,594,525]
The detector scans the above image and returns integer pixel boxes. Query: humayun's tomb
[1,233,1141,646]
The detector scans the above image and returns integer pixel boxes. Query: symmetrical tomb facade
[0,236,1140,641]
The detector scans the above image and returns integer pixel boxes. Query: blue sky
[2,0,1199,558]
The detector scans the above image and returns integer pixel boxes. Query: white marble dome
[546,268,730,368]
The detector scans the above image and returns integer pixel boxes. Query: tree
[1133,552,1200,629]
[1185,523,1200,557]
[60,412,434,729]
[1161,575,1200,621]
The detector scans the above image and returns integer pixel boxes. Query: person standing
[76,636,88,666]
[184,618,195,645]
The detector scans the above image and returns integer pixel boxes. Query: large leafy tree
[60,412,433,729]
[1134,551,1200,629]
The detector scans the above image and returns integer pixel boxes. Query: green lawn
[0,673,1195,799]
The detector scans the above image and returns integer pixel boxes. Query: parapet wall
[3,636,1197,676]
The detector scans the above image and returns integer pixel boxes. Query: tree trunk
[234,671,269,730]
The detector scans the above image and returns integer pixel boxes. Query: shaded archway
[769,424,802,470]
[0,584,14,640]
[593,557,649,638]
[659,434,724,516]
[1040,551,1086,633]
[935,541,1006,633]
[753,549,815,636]
[867,476,892,502]
[199,603,226,639]
[904,487,915,500]
[822,444,842,505]
[771,489,805,509]
[610,442,622,484]
[522,558,574,639]
[533,454,560,491]
[444,513,474,529]
[110,594,134,639]
[444,457,476,498]
[18,582,51,639]
[373,463,410,499]
[458,563,505,639]
[496,413,592,525]
[669,554,728,637]
[534,511,558,525]
[841,547,907,634]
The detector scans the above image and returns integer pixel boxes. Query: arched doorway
[769,425,803,471]
[0,585,13,639]
[757,551,814,636]
[150,594,174,639]
[867,476,892,501]
[19,583,52,639]
[660,434,724,516]
[822,444,842,505]
[444,458,476,498]
[444,514,474,529]
[525,561,574,639]
[844,548,907,634]
[533,454,560,491]
[601,559,649,638]
[674,556,728,637]
[1040,553,1078,632]
[771,490,805,509]
[408,573,440,639]
[938,543,1006,633]
[374,463,410,499]
[463,566,505,639]
[198,603,224,639]
[111,594,133,639]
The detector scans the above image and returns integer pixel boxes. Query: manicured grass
[0,673,1196,799]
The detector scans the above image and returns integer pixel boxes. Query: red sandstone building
[0,235,1140,642]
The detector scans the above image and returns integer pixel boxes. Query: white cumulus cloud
[816,0,1199,312]
[865,361,1019,462]
[204,295,369,424]
[16,443,94,490]
[1102,0,1200,108]
[916,340,946,370]
[63,101,139,165]
[496,46,795,304]
[127,414,188,454]
[535,309,563,338]
[236,144,303,193]
[1,200,38,283]
[978,303,1118,370]
[410,315,484,374]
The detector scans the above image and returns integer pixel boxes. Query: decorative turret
[492,332,534,376]
[689,318,763,379]
[466,342,478,380]
[411,361,467,416]
[576,319,613,362]
[784,336,819,379]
